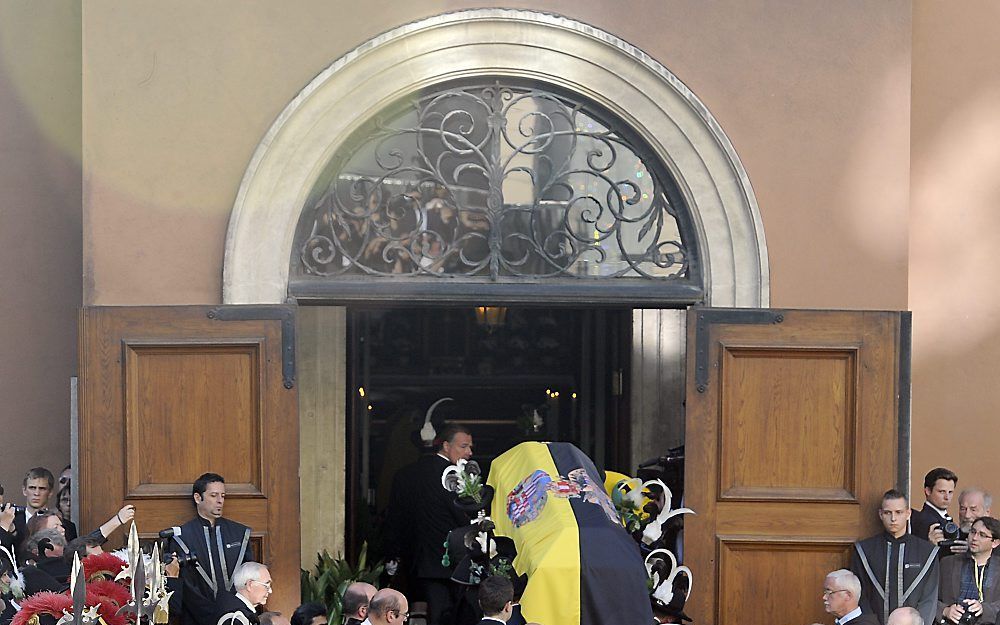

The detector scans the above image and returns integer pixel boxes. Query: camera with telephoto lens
[957,600,980,625]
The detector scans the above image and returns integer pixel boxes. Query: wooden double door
[78,306,907,624]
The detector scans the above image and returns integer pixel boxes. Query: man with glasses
[367,589,409,625]
[938,517,1000,624]
[215,562,272,625]
[823,569,879,625]
[851,489,940,625]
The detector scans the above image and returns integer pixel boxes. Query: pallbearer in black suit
[476,576,515,625]
[170,473,255,625]
[411,424,474,625]
[214,562,272,625]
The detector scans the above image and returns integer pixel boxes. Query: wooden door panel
[686,309,908,625]
[79,306,299,615]
[719,346,859,500]
[717,538,854,625]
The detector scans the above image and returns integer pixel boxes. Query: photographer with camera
[913,468,969,556]
[938,517,1000,625]
[168,473,254,625]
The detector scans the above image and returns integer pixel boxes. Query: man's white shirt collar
[839,607,863,624]
[927,502,949,517]
[236,592,256,612]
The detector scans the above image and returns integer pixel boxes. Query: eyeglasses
[250,579,272,590]
[391,610,409,621]
[823,589,848,597]
[970,529,995,540]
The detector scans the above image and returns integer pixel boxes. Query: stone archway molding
[223,9,769,306]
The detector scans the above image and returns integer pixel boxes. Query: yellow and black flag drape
[487,442,653,625]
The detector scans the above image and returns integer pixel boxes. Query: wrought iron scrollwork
[297,80,693,281]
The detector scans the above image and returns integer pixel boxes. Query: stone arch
[223,9,768,306]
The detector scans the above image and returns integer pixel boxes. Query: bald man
[887,607,924,625]
[367,589,409,625]
[343,582,377,625]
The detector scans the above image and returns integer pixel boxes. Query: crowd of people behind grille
[4,453,1000,625]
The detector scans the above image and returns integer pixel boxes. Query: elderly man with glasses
[215,562,273,625]
[823,569,880,625]
[938,517,1000,624]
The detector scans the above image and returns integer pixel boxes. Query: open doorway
[344,306,632,558]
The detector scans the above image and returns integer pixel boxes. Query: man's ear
[359,605,368,616]
[193,493,202,505]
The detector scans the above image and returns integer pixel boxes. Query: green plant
[458,472,483,503]
[300,542,384,623]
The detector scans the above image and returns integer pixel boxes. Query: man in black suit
[477,576,514,625]
[170,473,255,625]
[937,516,1000,624]
[409,424,474,625]
[823,569,880,625]
[912,468,967,556]
[214,562,271,625]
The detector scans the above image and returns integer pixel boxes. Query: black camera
[163,551,198,566]
[942,521,961,541]
[157,527,198,566]
[958,600,981,625]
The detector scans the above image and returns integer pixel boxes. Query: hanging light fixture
[474,306,508,331]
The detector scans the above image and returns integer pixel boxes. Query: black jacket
[212,590,259,625]
[911,503,951,542]
[410,454,468,579]
[851,532,940,625]
[169,516,254,625]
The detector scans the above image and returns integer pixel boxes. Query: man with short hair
[823,569,879,625]
[851,489,940,625]
[478,576,514,624]
[912,468,966,555]
[887,607,924,625]
[214,562,271,625]
[410,424,474,625]
[343,581,377,625]
[170,473,255,625]
[290,602,327,625]
[367,589,409,625]
[959,490,993,538]
[938,516,1000,624]
[0,468,55,554]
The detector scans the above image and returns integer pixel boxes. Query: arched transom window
[290,78,704,303]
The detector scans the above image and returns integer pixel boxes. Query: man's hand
[164,555,180,578]
[943,603,966,624]
[929,523,944,545]
[0,503,15,531]
[963,600,984,616]
[949,539,969,554]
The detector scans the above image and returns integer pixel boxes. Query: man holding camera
[913,468,969,556]
[938,517,1000,625]
[851,489,940,625]
[169,473,254,625]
